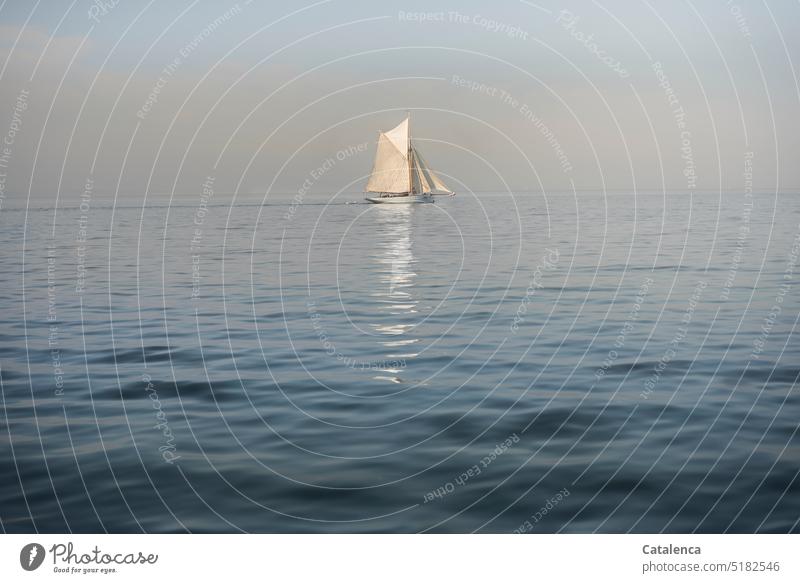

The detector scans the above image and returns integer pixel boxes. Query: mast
[407,111,413,195]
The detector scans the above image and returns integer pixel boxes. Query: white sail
[366,130,410,194]
[410,149,430,194]
[412,147,452,194]
[384,117,409,155]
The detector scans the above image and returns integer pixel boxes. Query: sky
[0,0,798,206]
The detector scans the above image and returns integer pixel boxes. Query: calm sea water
[1,192,798,533]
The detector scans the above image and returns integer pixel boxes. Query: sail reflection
[370,204,421,371]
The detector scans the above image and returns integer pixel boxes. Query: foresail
[366,132,410,193]
[412,147,452,194]
[410,150,430,194]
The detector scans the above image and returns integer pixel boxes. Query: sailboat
[365,114,454,203]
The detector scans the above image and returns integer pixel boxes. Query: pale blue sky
[0,0,798,204]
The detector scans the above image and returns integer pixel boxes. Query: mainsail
[366,115,452,196]
[366,118,410,194]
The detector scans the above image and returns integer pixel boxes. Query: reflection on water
[370,205,421,381]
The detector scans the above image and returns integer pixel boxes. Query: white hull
[366,194,433,204]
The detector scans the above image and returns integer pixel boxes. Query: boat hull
[366,194,434,204]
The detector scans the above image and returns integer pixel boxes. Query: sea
[1,191,798,533]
